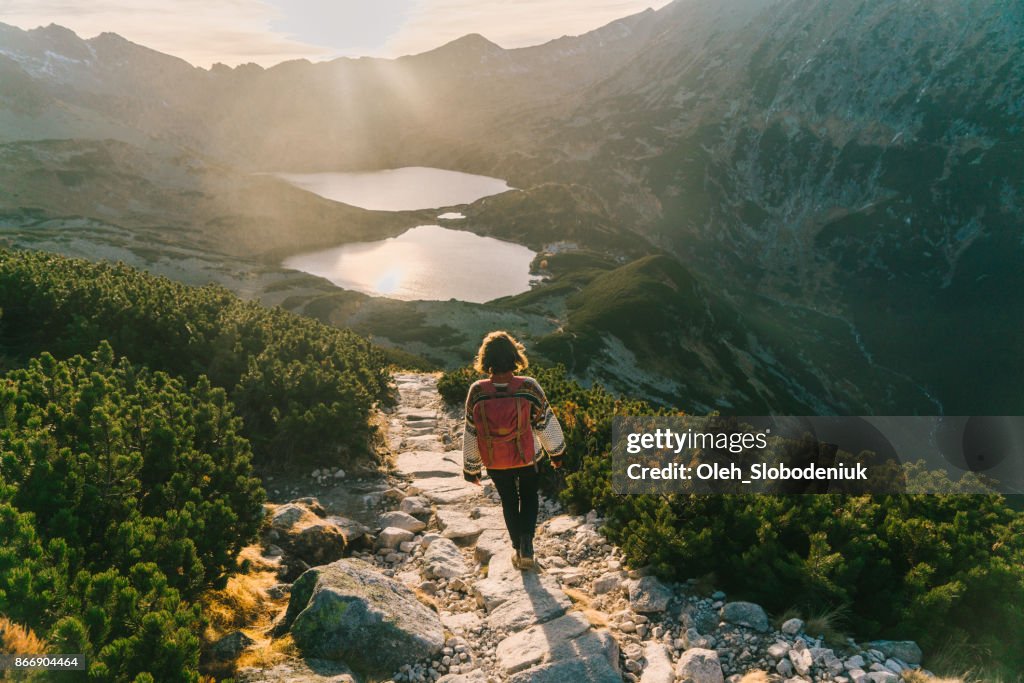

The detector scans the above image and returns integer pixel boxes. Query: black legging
[489,465,539,546]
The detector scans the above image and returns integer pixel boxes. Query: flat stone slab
[474,550,572,632]
[436,509,484,543]
[640,642,675,683]
[507,655,621,683]
[398,409,437,421]
[496,611,592,673]
[543,516,584,535]
[395,450,463,479]
[440,610,483,633]
[474,529,511,564]
[404,434,444,451]
[485,586,571,633]
[407,477,481,505]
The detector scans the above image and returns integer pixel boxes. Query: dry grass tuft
[739,671,771,683]
[235,634,298,670]
[0,617,48,655]
[563,588,594,607]
[902,673,964,683]
[202,569,277,639]
[414,588,440,613]
[580,608,610,628]
[802,606,848,647]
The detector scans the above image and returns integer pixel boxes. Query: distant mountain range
[1,0,1022,414]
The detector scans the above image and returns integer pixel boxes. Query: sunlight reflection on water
[283,225,538,303]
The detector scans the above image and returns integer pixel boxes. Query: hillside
[1,0,1021,416]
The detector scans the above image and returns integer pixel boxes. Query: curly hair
[473,330,529,375]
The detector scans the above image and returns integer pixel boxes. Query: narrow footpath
[386,372,622,683]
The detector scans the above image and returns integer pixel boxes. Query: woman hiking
[462,331,566,570]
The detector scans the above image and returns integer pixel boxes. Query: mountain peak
[448,33,502,49]
[431,33,504,56]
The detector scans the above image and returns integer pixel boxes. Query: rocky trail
[238,373,934,683]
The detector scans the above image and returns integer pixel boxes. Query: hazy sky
[1,0,672,68]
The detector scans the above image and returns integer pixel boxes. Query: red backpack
[472,377,536,470]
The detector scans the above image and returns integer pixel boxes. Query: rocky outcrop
[281,559,444,677]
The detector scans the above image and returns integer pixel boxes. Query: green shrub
[0,249,393,467]
[437,367,479,405]
[0,344,263,681]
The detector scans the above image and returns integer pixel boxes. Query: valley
[1,0,1021,415]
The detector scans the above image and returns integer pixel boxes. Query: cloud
[383,0,672,56]
[0,0,338,67]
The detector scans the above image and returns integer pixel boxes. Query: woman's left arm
[530,381,566,466]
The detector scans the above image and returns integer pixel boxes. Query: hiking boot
[511,550,522,569]
[518,535,535,570]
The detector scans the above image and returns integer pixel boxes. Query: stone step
[407,477,482,505]
[395,450,464,479]
[398,409,437,421]
[403,434,445,452]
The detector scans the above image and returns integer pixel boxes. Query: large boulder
[719,601,769,632]
[281,559,444,677]
[675,648,724,683]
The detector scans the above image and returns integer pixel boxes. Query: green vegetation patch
[0,343,265,681]
[0,249,393,467]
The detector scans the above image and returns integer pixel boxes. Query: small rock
[380,510,427,533]
[378,526,416,549]
[629,576,673,613]
[789,645,813,676]
[781,618,804,636]
[423,537,469,579]
[593,572,625,595]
